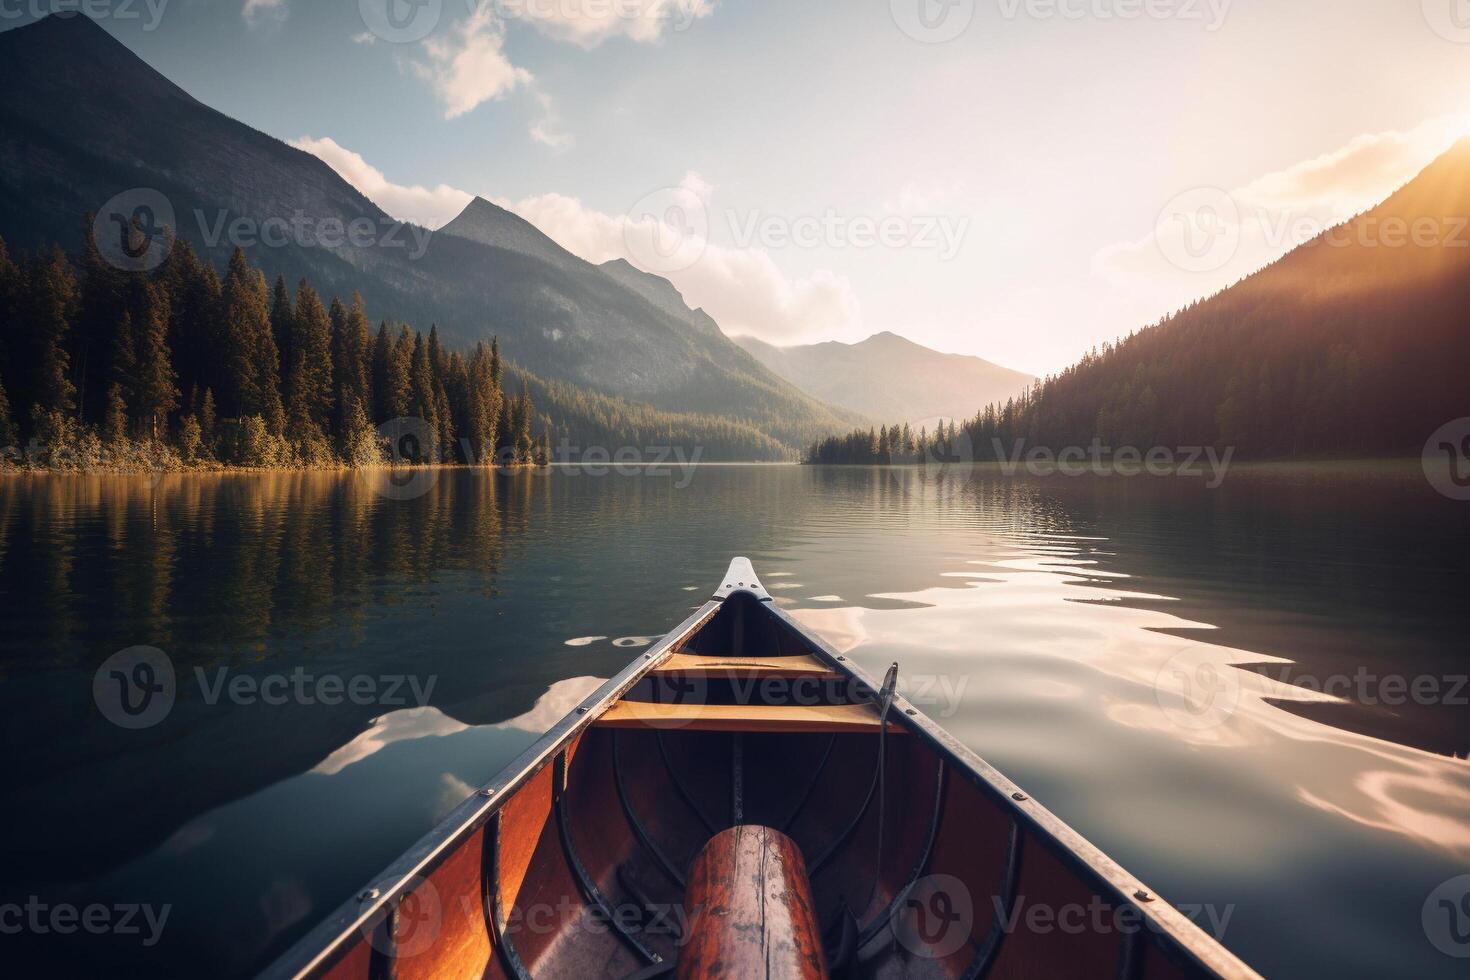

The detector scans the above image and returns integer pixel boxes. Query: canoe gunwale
[258,598,724,980]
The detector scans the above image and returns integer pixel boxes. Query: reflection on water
[1,464,1467,977]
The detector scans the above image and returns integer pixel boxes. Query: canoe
[264,558,1261,980]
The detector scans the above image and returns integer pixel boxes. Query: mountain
[597,258,723,336]
[966,138,1470,457]
[0,15,862,451]
[733,331,1034,427]
[439,196,584,274]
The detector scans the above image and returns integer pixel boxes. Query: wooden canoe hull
[264,560,1261,980]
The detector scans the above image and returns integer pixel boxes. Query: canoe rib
[595,701,893,733]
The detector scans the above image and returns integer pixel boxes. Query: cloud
[414,5,532,119]
[1092,115,1470,308]
[290,135,472,228]
[243,0,287,27]
[529,90,574,149]
[501,173,860,342]
[498,0,716,47]
[287,140,857,342]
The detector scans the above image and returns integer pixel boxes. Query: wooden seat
[650,652,839,679]
[594,701,897,733]
[679,826,827,979]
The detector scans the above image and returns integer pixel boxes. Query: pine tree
[409,330,439,460]
[466,341,501,464]
[513,381,534,464]
[270,276,293,371]
[133,282,179,441]
[285,280,334,437]
[111,311,138,432]
[26,247,78,418]
[76,219,124,425]
[199,388,217,450]
[104,382,128,446]
[0,373,15,448]
[388,325,414,420]
[331,292,372,430]
[220,249,284,432]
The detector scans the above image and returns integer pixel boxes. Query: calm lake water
[2,463,1468,977]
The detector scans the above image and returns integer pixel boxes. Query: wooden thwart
[650,652,839,679]
[595,701,895,733]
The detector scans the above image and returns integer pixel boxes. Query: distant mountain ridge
[0,14,864,451]
[734,332,1034,427]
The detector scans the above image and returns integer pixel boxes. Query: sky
[11,0,1470,375]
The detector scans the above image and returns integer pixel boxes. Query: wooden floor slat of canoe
[595,701,897,733]
[650,652,840,678]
